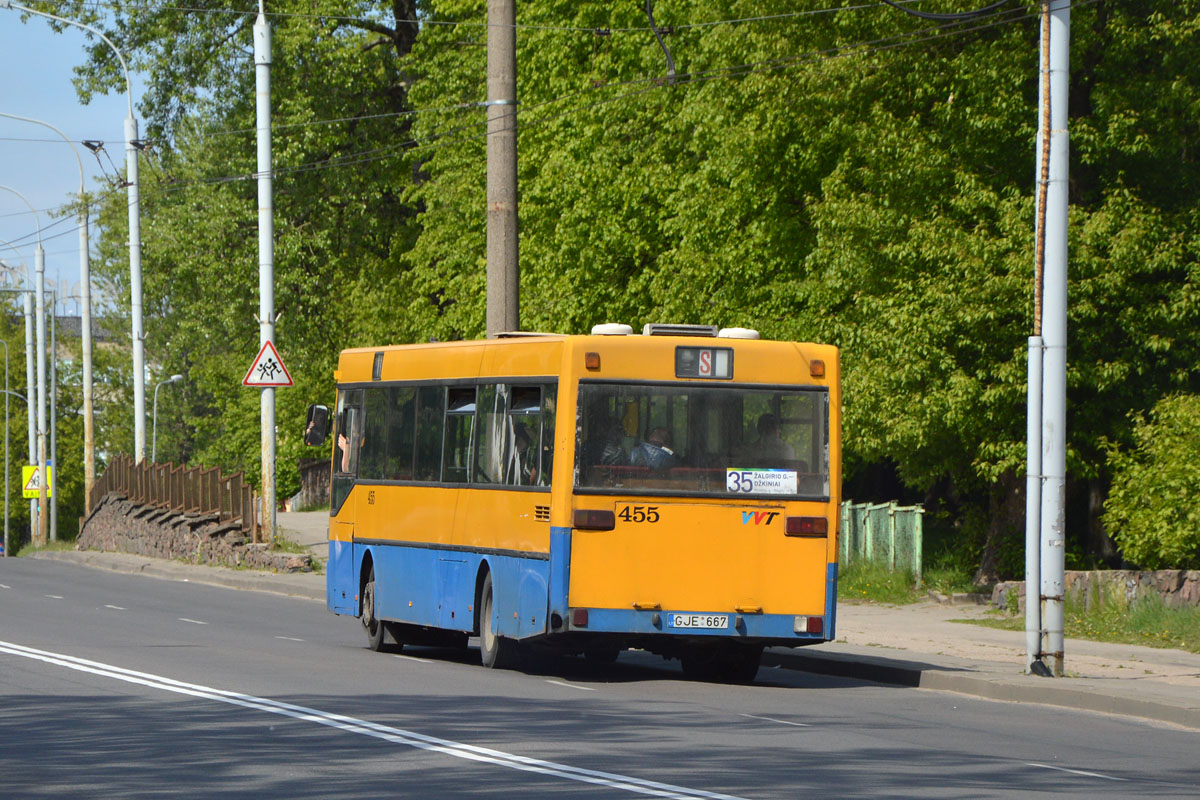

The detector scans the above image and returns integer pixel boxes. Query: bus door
[328,388,361,614]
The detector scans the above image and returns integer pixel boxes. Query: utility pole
[485,0,519,336]
[1031,0,1070,678]
[254,4,277,544]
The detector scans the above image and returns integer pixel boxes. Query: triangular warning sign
[22,465,53,498]
[243,340,293,387]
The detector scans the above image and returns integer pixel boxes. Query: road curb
[764,647,1200,730]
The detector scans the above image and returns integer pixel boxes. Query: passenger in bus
[629,427,676,471]
[741,413,794,463]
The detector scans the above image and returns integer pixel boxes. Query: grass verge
[956,589,1200,655]
[837,561,919,604]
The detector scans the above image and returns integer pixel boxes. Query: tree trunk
[973,470,1024,587]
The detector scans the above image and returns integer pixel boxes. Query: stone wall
[79,492,314,573]
[289,457,330,511]
[992,569,1200,612]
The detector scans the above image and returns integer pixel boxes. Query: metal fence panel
[839,501,924,580]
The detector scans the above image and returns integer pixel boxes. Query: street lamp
[0,112,95,513]
[2,0,148,464]
[152,374,183,463]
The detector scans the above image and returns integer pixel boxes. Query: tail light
[785,516,828,537]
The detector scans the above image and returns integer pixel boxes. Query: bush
[1103,394,1200,569]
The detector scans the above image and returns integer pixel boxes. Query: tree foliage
[35,1,1200,569]
[1104,395,1200,569]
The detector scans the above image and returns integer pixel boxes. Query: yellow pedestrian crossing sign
[22,465,53,499]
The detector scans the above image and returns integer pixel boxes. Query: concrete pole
[23,293,34,542]
[1039,0,1070,678]
[49,297,57,542]
[485,0,519,336]
[81,198,94,511]
[1025,336,1044,674]
[255,8,276,545]
[127,114,147,463]
[35,248,48,546]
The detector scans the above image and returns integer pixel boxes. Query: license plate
[667,613,729,630]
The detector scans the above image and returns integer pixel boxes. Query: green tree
[1104,394,1200,569]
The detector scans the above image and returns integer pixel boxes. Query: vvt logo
[742,511,780,525]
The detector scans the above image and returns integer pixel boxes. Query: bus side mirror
[305,404,330,446]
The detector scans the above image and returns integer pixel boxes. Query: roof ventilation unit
[642,324,719,337]
[590,323,634,336]
[717,327,760,339]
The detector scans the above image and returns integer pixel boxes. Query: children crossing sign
[243,340,293,387]
[22,465,53,499]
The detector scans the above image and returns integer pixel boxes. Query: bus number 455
[618,505,660,523]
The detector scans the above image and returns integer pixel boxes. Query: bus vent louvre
[534,505,551,522]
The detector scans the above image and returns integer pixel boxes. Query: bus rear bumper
[562,607,832,645]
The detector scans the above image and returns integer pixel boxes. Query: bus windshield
[575,381,829,499]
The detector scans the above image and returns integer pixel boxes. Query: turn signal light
[573,509,615,531]
[571,608,589,628]
[809,359,825,378]
[785,516,828,537]
[585,352,601,370]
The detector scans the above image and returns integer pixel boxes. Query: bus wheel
[479,573,521,670]
[361,568,387,652]
[722,646,763,684]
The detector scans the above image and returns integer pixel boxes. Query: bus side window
[475,384,505,485]
[332,389,362,513]
[387,387,416,480]
[443,387,477,484]
[538,384,556,486]
[506,386,540,486]
[359,387,388,480]
[415,387,444,482]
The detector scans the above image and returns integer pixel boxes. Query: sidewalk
[25,519,1200,731]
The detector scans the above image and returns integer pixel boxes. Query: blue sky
[1,9,146,312]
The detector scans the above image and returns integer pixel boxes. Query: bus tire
[479,573,521,670]
[361,568,387,652]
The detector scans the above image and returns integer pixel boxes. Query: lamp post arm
[1,1,134,118]
[0,186,41,249]
[0,113,85,196]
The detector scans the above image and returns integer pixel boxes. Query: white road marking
[179,618,208,625]
[393,654,431,663]
[275,636,304,642]
[105,605,127,611]
[1027,763,1127,781]
[44,594,64,599]
[0,583,10,589]
[545,680,597,692]
[739,713,810,728]
[0,640,744,799]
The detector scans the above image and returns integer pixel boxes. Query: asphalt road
[2,558,1197,799]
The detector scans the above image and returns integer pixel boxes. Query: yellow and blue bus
[305,323,840,682]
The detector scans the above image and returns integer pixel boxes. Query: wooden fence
[91,454,259,536]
